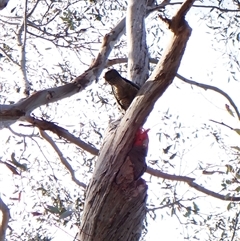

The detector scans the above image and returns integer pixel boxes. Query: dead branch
[231,212,240,241]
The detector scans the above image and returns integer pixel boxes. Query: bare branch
[107,57,158,67]
[27,0,40,18]
[176,73,240,120]
[0,46,20,67]
[209,119,234,130]
[146,166,195,182]
[147,196,199,212]
[147,200,181,212]
[146,166,240,201]
[25,116,99,156]
[192,3,240,12]
[40,129,87,189]
[0,196,10,241]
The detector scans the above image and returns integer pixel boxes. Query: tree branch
[126,0,149,85]
[40,129,87,189]
[17,0,30,96]
[25,116,99,156]
[26,114,240,202]
[28,113,238,202]
[209,119,234,130]
[146,166,240,201]
[176,73,240,120]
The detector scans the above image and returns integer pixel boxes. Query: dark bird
[104,69,139,111]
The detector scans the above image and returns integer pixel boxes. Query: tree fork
[79,0,195,240]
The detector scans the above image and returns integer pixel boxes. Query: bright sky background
[1,0,240,240]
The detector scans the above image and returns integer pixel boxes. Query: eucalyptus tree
[1,0,240,240]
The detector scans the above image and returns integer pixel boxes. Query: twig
[209,119,234,130]
[176,73,240,120]
[147,199,181,212]
[0,47,20,67]
[231,211,240,241]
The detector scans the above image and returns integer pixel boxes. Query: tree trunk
[79,0,195,240]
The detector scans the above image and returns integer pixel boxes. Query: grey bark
[78,0,195,240]
[127,0,149,86]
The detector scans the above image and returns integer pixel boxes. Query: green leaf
[184,206,192,217]
[224,193,231,200]
[59,210,73,219]
[46,205,60,214]
[163,145,172,154]
[10,152,28,171]
[236,173,240,179]
[227,202,232,211]
[169,152,177,160]
[193,202,200,214]
[235,186,240,192]
[171,207,175,216]
[234,129,240,135]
